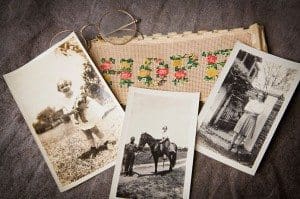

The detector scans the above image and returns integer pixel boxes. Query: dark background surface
[0,0,299,198]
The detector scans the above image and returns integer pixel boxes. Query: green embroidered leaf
[128,58,133,63]
[109,57,115,64]
[218,62,226,67]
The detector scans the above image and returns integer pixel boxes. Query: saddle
[155,138,171,153]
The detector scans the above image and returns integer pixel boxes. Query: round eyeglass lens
[99,10,137,45]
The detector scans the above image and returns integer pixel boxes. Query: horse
[138,132,177,174]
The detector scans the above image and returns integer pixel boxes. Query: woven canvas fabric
[89,23,267,105]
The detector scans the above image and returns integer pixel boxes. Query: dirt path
[124,158,186,179]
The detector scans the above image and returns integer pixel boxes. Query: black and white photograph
[196,42,300,175]
[3,33,124,191]
[110,87,199,199]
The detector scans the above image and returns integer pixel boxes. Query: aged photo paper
[196,42,300,175]
[4,33,124,191]
[110,87,199,199]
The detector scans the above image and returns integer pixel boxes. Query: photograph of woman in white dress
[196,43,300,175]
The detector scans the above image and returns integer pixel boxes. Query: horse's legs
[168,154,172,171]
[154,157,158,174]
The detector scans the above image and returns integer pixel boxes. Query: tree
[36,107,56,123]
[252,62,297,95]
[82,62,109,103]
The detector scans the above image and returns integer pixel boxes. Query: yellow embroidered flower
[120,61,131,69]
[206,67,219,78]
[138,69,151,77]
[172,59,183,68]
[144,59,151,65]
[190,53,198,60]
[103,73,111,82]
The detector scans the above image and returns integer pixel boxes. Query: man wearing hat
[124,136,138,176]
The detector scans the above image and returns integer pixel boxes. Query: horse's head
[138,132,148,150]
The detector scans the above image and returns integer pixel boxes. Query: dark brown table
[0,0,299,198]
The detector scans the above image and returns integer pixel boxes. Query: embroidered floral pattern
[155,59,169,86]
[119,58,134,87]
[137,58,153,86]
[185,53,199,69]
[97,49,231,87]
[170,54,198,85]
[173,69,188,85]
[202,49,232,81]
[98,58,117,85]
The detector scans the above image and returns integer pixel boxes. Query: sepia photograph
[196,42,300,175]
[3,33,124,191]
[110,87,199,199]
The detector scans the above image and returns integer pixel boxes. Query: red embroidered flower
[99,61,111,71]
[120,71,132,80]
[174,70,187,79]
[206,55,217,64]
[156,68,169,77]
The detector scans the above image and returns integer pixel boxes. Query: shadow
[136,169,171,177]
[78,140,115,160]
[121,171,140,177]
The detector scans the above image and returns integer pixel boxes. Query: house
[203,50,261,132]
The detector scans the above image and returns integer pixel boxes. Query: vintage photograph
[110,87,199,199]
[3,33,124,191]
[196,42,300,175]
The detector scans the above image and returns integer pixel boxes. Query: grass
[117,167,185,198]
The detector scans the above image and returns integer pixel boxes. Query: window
[237,50,246,61]
[244,54,255,71]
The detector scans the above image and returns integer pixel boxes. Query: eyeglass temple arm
[105,19,139,36]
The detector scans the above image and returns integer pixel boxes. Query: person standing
[229,92,265,152]
[74,89,109,158]
[124,137,138,176]
[57,80,108,159]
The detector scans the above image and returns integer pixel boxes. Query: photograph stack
[3,33,300,198]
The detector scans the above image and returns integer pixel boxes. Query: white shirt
[162,130,168,139]
[244,99,264,115]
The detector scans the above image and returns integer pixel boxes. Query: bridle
[138,134,146,150]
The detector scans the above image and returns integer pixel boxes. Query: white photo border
[195,41,300,175]
[110,87,200,199]
[4,32,125,192]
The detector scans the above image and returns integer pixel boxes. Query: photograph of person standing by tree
[196,42,300,175]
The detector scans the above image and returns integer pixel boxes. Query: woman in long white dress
[229,92,265,152]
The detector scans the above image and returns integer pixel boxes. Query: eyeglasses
[50,10,141,48]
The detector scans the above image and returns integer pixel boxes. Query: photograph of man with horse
[111,88,199,199]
